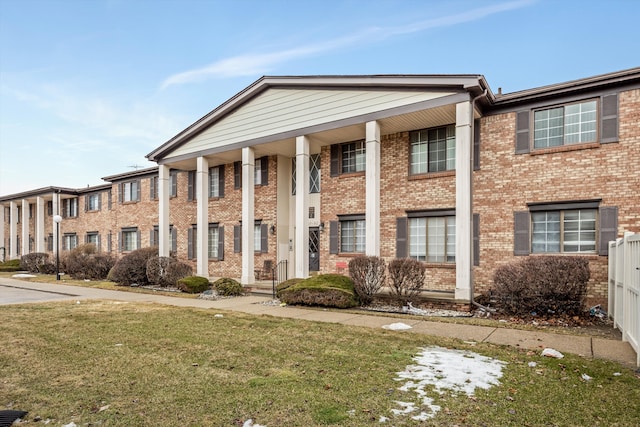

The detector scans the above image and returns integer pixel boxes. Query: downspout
[468,89,495,313]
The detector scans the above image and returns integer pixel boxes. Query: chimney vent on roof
[497,87,503,96]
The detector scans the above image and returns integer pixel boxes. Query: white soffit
[165,88,454,159]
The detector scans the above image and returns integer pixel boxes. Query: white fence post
[608,232,640,367]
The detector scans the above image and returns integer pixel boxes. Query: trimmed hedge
[493,256,590,316]
[0,259,22,272]
[349,256,386,305]
[275,278,303,298]
[146,256,193,287]
[279,274,359,308]
[213,278,244,296]
[177,276,211,294]
[107,247,158,286]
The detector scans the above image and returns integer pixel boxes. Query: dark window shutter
[118,183,123,203]
[187,171,195,201]
[473,213,480,266]
[601,93,618,144]
[330,145,340,176]
[150,177,155,200]
[84,195,88,212]
[473,119,480,170]
[118,231,122,252]
[233,225,241,253]
[514,211,530,256]
[261,223,268,253]
[136,180,141,201]
[187,227,194,259]
[97,193,102,210]
[108,191,112,210]
[171,227,177,253]
[136,230,141,249]
[218,165,225,198]
[261,157,268,185]
[150,230,155,247]
[171,172,178,197]
[329,221,339,254]
[47,201,53,216]
[62,200,68,218]
[97,235,101,252]
[599,206,618,256]
[234,161,241,189]
[396,217,408,258]
[515,110,530,154]
[107,233,112,252]
[218,226,224,260]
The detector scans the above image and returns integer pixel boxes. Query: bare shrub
[107,247,158,286]
[20,252,50,273]
[387,258,426,306]
[146,256,193,287]
[63,244,116,280]
[348,256,386,305]
[493,256,590,316]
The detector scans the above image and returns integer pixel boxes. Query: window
[341,141,366,173]
[150,176,158,200]
[410,125,456,174]
[531,209,596,253]
[340,219,366,253]
[409,216,456,263]
[254,224,262,252]
[47,201,53,216]
[63,233,78,251]
[254,159,263,185]
[121,228,138,251]
[47,233,53,251]
[86,232,99,250]
[208,224,220,259]
[533,100,597,149]
[86,194,100,211]
[208,166,225,198]
[233,223,267,253]
[63,198,78,218]
[121,181,139,202]
[291,154,321,195]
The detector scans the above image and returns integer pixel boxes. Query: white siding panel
[167,88,454,158]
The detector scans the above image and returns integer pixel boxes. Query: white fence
[608,232,640,367]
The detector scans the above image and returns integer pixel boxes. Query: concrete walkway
[1,276,637,368]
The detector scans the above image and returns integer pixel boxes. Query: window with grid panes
[409,216,456,263]
[410,125,456,174]
[534,100,597,149]
[340,219,365,253]
[341,141,366,173]
[208,224,220,259]
[531,209,596,253]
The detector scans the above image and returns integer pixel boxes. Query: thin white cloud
[161,0,535,89]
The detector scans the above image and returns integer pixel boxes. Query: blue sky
[0,0,638,195]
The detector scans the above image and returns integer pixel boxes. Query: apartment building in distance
[2,67,639,307]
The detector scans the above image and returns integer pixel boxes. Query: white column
[365,121,381,256]
[0,204,5,260]
[196,156,209,277]
[52,192,60,257]
[9,201,17,259]
[158,165,170,257]
[36,196,45,252]
[295,136,310,278]
[455,100,473,301]
[21,199,29,255]
[241,147,255,285]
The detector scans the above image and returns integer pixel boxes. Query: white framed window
[63,233,78,251]
[208,224,220,259]
[209,166,221,198]
[410,125,456,174]
[87,194,100,211]
[121,228,138,251]
[122,181,139,202]
[86,232,99,249]
[409,215,456,263]
[254,159,262,185]
[340,219,366,253]
[254,224,262,252]
[341,141,366,173]
[64,198,78,218]
[531,209,596,253]
[534,100,597,149]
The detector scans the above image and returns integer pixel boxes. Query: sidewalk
[1,276,637,368]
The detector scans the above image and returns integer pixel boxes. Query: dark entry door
[309,227,320,271]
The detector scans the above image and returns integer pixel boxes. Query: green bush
[388,258,426,306]
[177,276,211,294]
[275,278,303,298]
[493,256,590,316]
[349,256,386,305]
[146,256,193,287]
[20,252,51,273]
[63,244,116,280]
[107,247,158,286]
[212,278,243,296]
[0,259,22,272]
[279,274,359,308]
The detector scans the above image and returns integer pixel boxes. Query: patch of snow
[613,372,622,376]
[581,373,593,381]
[528,361,537,367]
[12,273,36,278]
[389,346,506,421]
[214,314,224,318]
[63,423,77,427]
[541,348,564,359]
[242,419,266,427]
[382,322,412,330]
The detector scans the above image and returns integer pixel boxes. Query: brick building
[2,68,639,306]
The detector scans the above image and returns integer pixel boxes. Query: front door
[309,227,320,271]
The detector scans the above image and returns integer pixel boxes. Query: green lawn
[1,300,638,426]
